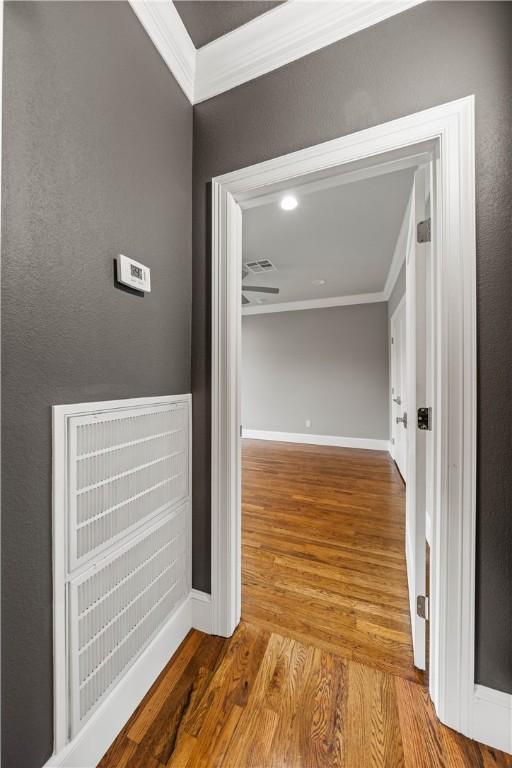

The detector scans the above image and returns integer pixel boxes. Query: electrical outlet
[305,419,311,429]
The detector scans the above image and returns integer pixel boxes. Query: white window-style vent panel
[69,402,189,569]
[69,507,188,734]
[244,259,277,273]
[52,395,191,749]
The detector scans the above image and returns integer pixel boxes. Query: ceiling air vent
[244,259,277,274]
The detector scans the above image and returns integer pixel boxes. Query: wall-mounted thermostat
[116,254,151,293]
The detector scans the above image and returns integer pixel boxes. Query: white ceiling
[242,168,414,307]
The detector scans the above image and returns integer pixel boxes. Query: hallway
[98,442,511,767]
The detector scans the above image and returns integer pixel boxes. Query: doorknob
[396,412,408,428]
[393,396,402,405]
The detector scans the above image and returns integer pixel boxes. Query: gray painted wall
[192,2,512,692]
[2,3,192,766]
[242,305,389,439]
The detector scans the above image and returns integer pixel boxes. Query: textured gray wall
[242,305,389,439]
[2,3,192,766]
[174,1,284,48]
[192,2,512,692]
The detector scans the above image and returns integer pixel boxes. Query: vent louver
[53,396,191,742]
[70,510,188,731]
[244,259,277,273]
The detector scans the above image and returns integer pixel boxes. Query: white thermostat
[116,254,151,293]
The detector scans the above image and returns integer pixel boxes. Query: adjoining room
[240,167,418,677]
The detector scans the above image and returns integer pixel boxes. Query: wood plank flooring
[99,441,511,767]
[241,440,418,682]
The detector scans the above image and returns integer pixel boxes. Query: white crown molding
[130,1,425,105]
[129,0,195,103]
[242,291,386,315]
[195,0,425,103]
[242,429,390,452]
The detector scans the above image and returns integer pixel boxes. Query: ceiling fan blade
[242,294,250,305]
[242,286,280,294]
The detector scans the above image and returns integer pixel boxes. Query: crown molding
[130,1,425,105]
[242,291,386,316]
[195,0,424,103]
[129,0,195,103]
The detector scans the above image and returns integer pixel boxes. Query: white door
[405,165,430,670]
[391,299,407,480]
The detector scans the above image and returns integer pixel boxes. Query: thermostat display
[116,254,151,292]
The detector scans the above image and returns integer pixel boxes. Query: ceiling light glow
[280,195,298,211]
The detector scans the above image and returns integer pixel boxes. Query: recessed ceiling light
[312,279,326,286]
[280,195,298,211]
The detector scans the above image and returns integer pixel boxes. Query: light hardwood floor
[99,441,511,767]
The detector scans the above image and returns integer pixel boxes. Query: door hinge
[396,412,407,429]
[417,595,429,620]
[417,218,431,243]
[417,407,432,431]
[391,336,394,344]
[391,437,395,445]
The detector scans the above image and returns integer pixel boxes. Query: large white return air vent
[52,395,191,756]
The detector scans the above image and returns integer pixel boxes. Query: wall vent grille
[70,509,188,731]
[70,403,189,569]
[53,395,191,744]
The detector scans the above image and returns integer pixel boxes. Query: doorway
[210,97,476,741]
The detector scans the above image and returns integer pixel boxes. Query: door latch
[417,407,432,431]
[396,412,407,428]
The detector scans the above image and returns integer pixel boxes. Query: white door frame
[210,97,477,740]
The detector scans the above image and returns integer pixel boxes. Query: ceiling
[242,169,414,307]
[174,1,285,48]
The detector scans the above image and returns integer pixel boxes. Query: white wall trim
[194,0,425,104]
[191,589,213,634]
[129,0,195,103]
[472,686,512,754]
[211,96,485,748]
[242,291,386,316]
[130,0,425,105]
[44,583,213,768]
[43,595,192,768]
[242,429,389,452]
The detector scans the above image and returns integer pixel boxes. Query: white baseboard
[242,428,389,452]
[43,596,193,768]
[471,685,512,754]
[191,589,213,634]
